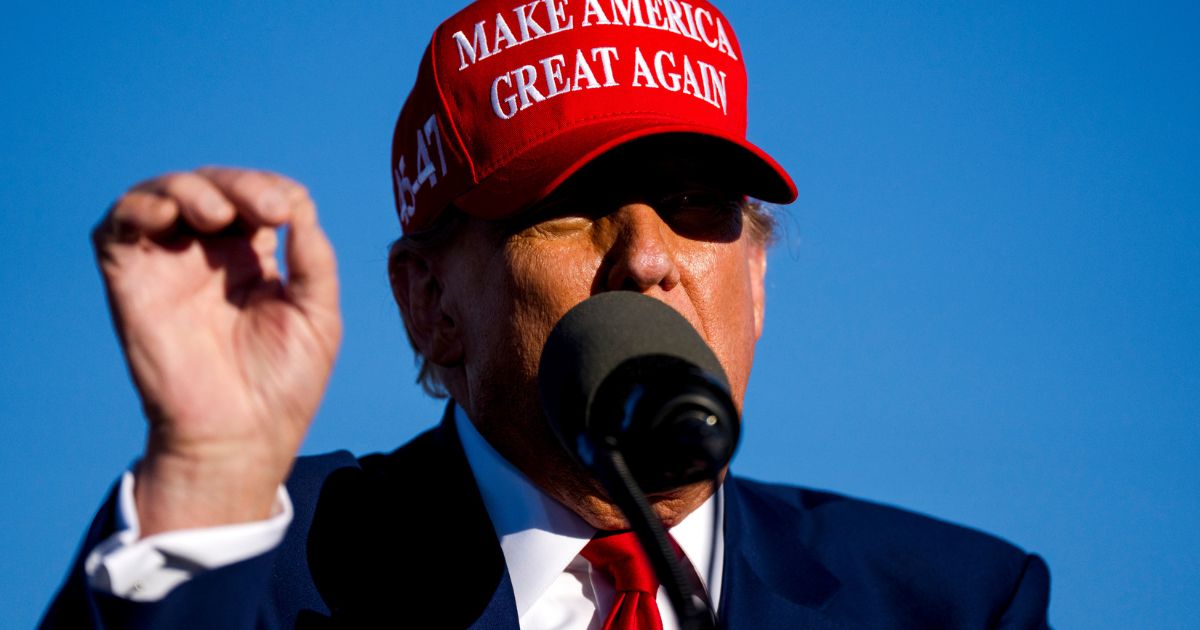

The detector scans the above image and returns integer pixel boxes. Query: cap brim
[455,116,797,221]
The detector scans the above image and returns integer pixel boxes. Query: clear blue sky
[2,1,1197,627]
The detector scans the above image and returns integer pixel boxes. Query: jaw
[478,417,720,531]
[555,478,720,531]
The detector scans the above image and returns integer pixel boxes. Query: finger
[195,167,298,227]
[132,172,236,233]
[284,194,341,348]
[248,225,279,259]
[95,190,179,246]
[248,225,281,279]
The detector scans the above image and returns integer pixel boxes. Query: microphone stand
[592,446,716,630]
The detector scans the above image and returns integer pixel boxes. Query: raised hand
[93,167,341,536]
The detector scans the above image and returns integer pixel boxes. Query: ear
[748,241,767,340]
[388,244,464,367]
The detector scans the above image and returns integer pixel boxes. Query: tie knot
[581,531,660,594]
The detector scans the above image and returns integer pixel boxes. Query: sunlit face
[432,140,769,528]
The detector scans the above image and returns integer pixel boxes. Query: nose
[602,204,682,292]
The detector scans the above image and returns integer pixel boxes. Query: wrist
[135,440,289,537]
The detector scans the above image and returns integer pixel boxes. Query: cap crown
[391,0,765,233]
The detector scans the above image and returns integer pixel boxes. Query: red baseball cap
[391,0,797,233]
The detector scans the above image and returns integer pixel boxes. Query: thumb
[284,192,342,354]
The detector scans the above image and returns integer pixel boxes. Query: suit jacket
[42,409,1050,629]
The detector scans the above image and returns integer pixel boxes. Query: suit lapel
[305,403,520,629]
[432,406,522,630]
[718,476,845,630]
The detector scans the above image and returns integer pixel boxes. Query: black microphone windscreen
[538,291,729,437]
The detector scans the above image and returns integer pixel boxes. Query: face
[422,140,768,529]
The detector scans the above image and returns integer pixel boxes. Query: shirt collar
[454,404,724,618]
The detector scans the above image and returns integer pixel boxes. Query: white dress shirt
[454,406,724,629]
[85,472,293,601]
[86,405,724,629]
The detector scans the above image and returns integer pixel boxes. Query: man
[44,0,1051,628]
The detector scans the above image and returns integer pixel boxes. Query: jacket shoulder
[286,425,446,501]
[736,476,1025,556]
[729,477,1050,628]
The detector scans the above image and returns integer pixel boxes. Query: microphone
[538,291,740,493]
[538,292,737,630]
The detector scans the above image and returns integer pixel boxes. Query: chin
[570,479,714,531]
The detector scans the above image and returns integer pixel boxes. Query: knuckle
[110,191,150,218]
[164,168,199,186]
[231,168,264,191]
[195,165,249,192]
[111,191,134,212]
[286,183,312,205]
[155,171,190,192]
[288,181,310,198]
[164,172,209,198]
[195,164,230,178]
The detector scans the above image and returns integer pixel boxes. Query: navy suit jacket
[43,411,1050,629]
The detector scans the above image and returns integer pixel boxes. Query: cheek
[679,243,760,405]
[496,242,601,375]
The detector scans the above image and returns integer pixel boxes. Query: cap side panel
[428,22,478,184]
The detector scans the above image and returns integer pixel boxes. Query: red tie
[582,531,664,630]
